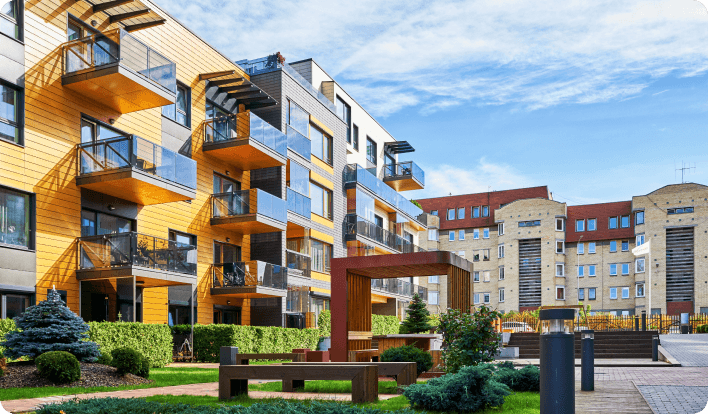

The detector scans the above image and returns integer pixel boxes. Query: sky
[158,0,708,205]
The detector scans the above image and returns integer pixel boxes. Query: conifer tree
[2,288,99,361]
[400,293,434,334]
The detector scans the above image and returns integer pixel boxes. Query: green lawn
[0,367,219,401]
[248,379,420,394]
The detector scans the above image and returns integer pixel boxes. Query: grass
[248,379,423,394]
[0,367,219,401]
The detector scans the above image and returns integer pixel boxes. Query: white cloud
[156,0,708,116]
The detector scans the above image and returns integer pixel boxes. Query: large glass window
[0,0,19,40]
[336,96,351,144]
[310,182,332,219]
[80,117,122,144]
[80,210,132,237]
[287,100,309,135]
[311,240,332,273]
[213,174,240,194]
[0,187,30,248]
[366,137,377,165]
[213,241,241,264]
[310,125,332,165]
[0,83,20,145]
[162,83,190,127]
[288,161,309,196]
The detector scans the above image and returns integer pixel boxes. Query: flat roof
[331,251,472,279]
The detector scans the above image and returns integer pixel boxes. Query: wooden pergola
[330,251,473,362]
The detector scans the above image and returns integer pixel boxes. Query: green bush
[171,324,192,335]
[493,364,540,392]
[88,322,172,368]
[192,325,320,363]
[111,347,149,378]
[380,345,433,376]
[96,351,112,366]
[438,305,502,373]
[35,351,81,384]
[404,364,510,412]
[696,324,708,333]
[317,310,331,337]
[372,314,399,336]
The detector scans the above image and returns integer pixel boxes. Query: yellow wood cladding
[310,170,333,190]
[309,115,333,137]
[311,157,334,176]
[310,229,334,244]
[311,213,334,229]
[311,270,330,283]
[12,0,268,325]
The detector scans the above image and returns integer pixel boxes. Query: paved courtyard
[660,334,708,367]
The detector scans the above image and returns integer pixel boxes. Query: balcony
[62,28,176,114]
[211,189,287,234]
[203,112,287,171]
[345,214,426,255]
[76,135,197,205]
[344,164,424,226]
[383,161,424,191]
[286,249,311,278]
[211,261,288,298]
[287,187,311,219]
[371,279,428,301]
[286,126,311,159]
[77,232,196,286]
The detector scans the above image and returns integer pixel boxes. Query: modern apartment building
[418,183,708,316]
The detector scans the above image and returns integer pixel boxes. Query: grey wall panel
[0,248,36,289]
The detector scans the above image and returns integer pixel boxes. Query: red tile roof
[565,201,634,243]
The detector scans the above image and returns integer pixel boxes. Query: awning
[384,141,415,154]
[87,0,166,32]
[199,70,278,110]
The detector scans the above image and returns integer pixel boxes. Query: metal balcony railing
[212,189,286,223]
[384,161,425,186]
[286,249,311,278]
[212,260,287,290]
[287,187,311,218]
[371,279,428,300]
[286,125,311,159]
[62,28,176,94]
[78,232,197,275]
[77,135,197,189]
[345,214,426,254]
[204,112,287,157]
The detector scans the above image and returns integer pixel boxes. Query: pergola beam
[124,19,165,32]
[94,0,134,12]
[208,77,245,87]
[109,8,150,23]
[219,84,254,93]
[199,70,235,81]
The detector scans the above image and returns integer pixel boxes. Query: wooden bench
[348,349,380,362]
[218,364,379,403]
[284,361,417,387]
[234,352,306,365]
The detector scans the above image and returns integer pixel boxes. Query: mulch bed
[0,363,153,389]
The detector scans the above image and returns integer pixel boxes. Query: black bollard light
[540,309,575,414]
[581,330,594,391]
[652,335,659,361]
[641,310,647,332]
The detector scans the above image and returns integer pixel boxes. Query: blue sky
[158,0,708,204]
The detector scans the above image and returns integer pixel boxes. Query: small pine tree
[400,293,434,334]
[2,288,100,362]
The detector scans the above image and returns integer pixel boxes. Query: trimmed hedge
[372,314,400,336]
[193,325,320,363]
[317,310,331,337]
[87,322,172,368]
[380,345,433,376]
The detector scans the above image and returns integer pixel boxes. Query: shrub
[35,351,81,384]
[438,305,502,373]
[380,345,433,376]
[317,310,331,337]
[404,364,510,412]
[111,347,149,378]
[88,322,172,368]
[400,293,434,334]
[170,324,192,335]
[696,324,708,333]
[2,289,100,362]
[372,314,399,336]
[493,364,540,392]
[96,351,112,366]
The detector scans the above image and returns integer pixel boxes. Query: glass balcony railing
[384,161,425,186]
[212,260,287,290]
[345,214,426,254]
[371,279,428,300]
[286,249,311,278]
[204,112,287,157]
[212,189,286,223]
[77,135,197,189]
[62,28,176,95]
[286,125,311,158]
[344,164,424,223]
[287,187,311,218]
[78,232,197,276]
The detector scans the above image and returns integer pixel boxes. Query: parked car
[501,321,535,333]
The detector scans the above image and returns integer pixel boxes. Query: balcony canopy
[199,70,277,110]
[384,141,415,154]
[83,0,167,32]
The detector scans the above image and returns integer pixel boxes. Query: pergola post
[331,266,348,362]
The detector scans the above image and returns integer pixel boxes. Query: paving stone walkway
[636,385,708,414]
[659,334,708,367]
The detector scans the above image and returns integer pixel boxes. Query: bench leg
[351,366,378,404]
[283,379,304,392]
[219,377,248,400]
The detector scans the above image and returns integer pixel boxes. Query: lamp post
[581,330,594,391]
[540,309,575,414]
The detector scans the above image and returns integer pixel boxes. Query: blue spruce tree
[2,288,99,361]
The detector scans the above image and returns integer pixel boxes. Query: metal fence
[500,313,708,334]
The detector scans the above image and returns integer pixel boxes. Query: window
[556,263,564,277]
[287,100,309,135]
[431,210,438,216]
[499,266,505,280]
[576,219,585,232]
[621,263,630,275]
[428,275,439,284]
[579,288,585,300]
[621,240,629,252]
[622,287,630,299]
[366,137,377,165]
[0,187,32,249]
[610,287,617,299]
[459,230,465,241]
[498,222,505,235]
[498,244,505,258]
[213,240,241,264]
[448,231,455,242]
[1,293,30,319]
[474,293,480,304]
[578,265,584,277]
[589,288,596,300]
[287,161,308,196]
[483,293,490,304]
[668,207,694,214]
[587,218,597,231]
[636,258,645,273]
[311,240,332,273]
[483,228,490,239]
[636,234,645,246]
[473,229,479,239]
[0,82,21,145]
[471,206,480,218]
[482,206,489,217]
[473,271,480,282]
[483,249,490,261]
[428,291,439,305]
[336,96,351,144]
[310,182,332,219]
[483,271,490,282]
[556,286,565,300]
[213,173,241,193]
[520,220,541,227]
[636,283,645,298]
[447,209,455,220]
[609,216,618,229]
[428,229,439,241]
[499,288,505,302]
[311,125,333,165]
[556,218,564,231]
[610,264,617,276]
[589,265,596,277]
[636,211,644,225]
[162,83,190,127]
[578,243,584,254]
[1,0,20,39]
[588,242,596,254]
[81,210,132,237]
[610,241,617,252]
[352,124,359,151]
[620,215,630,228]
[556,241,564,254]
[374,215,383,228]
[457,207,465,219]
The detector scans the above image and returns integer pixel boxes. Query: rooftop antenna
[675,161,696,184]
